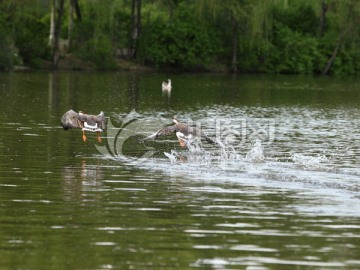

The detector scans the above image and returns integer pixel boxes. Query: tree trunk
[318,0,327,37]
[49,0,55,47]
[73,0,81,21]
[68,0,74,52]
[231,17,238,73]
[322,37,341,75]
[68,0,81,52]
[168,0,175,21]
[129,0,141,59]
[53,0,65,68]
[322,29,348,75]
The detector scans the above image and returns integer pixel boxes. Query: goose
[162,79,172,91]
[143,116,215,147]
[61,109,105,142]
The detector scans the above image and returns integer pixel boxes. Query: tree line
[0,0,359,75]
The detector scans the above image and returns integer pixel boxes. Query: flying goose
[162,79,172,91]
[143,116,215,147]
[61,109,105,142]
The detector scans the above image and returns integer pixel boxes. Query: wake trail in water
[159,138,360,206]
[164,139,266,166]
[95,109,360,216]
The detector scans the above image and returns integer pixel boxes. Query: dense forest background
[0,0,359,75]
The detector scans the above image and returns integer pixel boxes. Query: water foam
[245,140,265,163]
[164,139,266,166]
[291,153,328,170]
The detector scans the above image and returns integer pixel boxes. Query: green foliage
[327,43,360,76]
[110,9,131,49]
[70,0,131,69]
[265,22,321,74]
[78,34,117,70]
[0,0,360,75]
[0,4,21,69]
[141,20,216,70]
[139,4,220,70]
[317,27,360,75]
[0,1,50,69]
[14,14,51,66]
[272,3,318,36]
[0,31,22,70]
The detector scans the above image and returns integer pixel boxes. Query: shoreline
[9,54,228,73]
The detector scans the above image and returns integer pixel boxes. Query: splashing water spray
[245,139,265,163]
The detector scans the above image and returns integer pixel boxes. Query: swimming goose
[143,116,215,147]
[61,109,105,142]
[162,79,172,91]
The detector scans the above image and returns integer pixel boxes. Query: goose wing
[142,125,178,141]
[191,127,216,145]
[96,111,106,129]
[201,132,216,144]
[82,111,105,127]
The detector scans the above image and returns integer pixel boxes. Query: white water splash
[291,153,328,170]
[216,139,242,161]
[164,150,178,164]
[164,138,267,166]
[245,140,265,163]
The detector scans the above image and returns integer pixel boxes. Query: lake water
[0,71,359,269]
